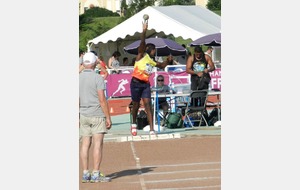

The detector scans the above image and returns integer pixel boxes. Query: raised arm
[136,22,148,62]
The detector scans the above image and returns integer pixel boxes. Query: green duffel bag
[166,113,183,129]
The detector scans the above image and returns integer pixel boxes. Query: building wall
[79,0,209,15]
[79,0,122,15]
[195,0,208,8]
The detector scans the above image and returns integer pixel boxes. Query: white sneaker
[131,124,137,136]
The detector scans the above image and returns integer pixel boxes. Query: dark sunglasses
[157,79,164,82]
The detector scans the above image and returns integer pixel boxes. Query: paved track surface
[79,136,221,190]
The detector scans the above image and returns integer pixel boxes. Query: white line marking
[129,176,220,184]
[142,168,220,175]
[148,185,221,190]
[130,141,147,190]
[143,161,221,168]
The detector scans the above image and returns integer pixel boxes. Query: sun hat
[83,52,97,65]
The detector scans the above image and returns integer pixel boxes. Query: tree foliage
[157,0,195,6]
[207,0,221,11]
[82,7,119,18]
[79,7,122,52]
[122,0,155,19]
[80,7,119,26]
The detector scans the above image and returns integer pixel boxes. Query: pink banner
[106,69,221,97]
[209,69,221,90]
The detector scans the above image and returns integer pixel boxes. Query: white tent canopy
[87,5,221,62]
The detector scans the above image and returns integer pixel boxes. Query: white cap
[83,52,97,65]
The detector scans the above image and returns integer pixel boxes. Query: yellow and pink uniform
[132,54,157,82]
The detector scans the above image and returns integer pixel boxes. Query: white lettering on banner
[210,77,221,90]
[217,78,221,89]
[211,78,217,88]
[106,70,221,97]
[210,69,221,77]
[208,69,221,90]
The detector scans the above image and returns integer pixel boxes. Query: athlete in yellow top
[130,20,172,136]
[132,53,157,82]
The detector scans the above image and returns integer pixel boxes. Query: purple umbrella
[190,33,221,47]
[124,37,187,56]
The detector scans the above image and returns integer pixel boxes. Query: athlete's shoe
[82,172,91,183]
[90,171,112,183]
[131,124,137,136]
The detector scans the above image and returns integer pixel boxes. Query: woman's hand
[196,72,204,77]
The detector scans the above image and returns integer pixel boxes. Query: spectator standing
[186,46,215,105]
[98,55,109,80]
[90,51,109,80]
[205,46,213,57]
[79,52,112,183]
